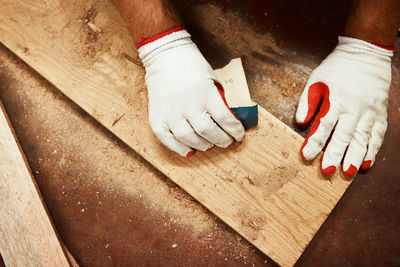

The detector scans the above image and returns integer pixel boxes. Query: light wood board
[0,1,352,266]
[0,100,75,266]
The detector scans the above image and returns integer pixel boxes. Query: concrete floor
[0,1,399,266]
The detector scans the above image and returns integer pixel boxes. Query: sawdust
[281,151,289,159]
[244,175,256,186]
[221,177,234,183]
[256,165,299,201]
[220,137,300,201]
[238,208,267,241]
[0,44,265,265]
[55,0,139,75]
[55,1,103,64]
[79,7,101,60]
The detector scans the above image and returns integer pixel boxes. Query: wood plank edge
[0,99,78,267]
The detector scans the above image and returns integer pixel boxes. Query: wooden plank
[0,1,352,265]
[0,100,74,266]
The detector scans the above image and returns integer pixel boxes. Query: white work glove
[296,36,393,177]
[138,28,244,157]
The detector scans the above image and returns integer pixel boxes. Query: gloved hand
[295,36,393,177]
[137,27,245,157]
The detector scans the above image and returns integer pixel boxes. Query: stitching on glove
[136,26,186,49]
[138,30,193,66]
[338,36,394,58]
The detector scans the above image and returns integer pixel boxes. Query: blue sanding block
[231,105,258,129]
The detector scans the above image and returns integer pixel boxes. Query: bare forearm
[113,0,182,43]
[345,0,400,46]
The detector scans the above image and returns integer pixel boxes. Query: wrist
[344,11,399,48]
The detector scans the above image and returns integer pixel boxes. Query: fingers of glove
[342,114,372,177]
[321,114,358,176]
[207,81,245,142]
[360,118,388,170]
[169,120,213,151]
[296,80,330,127]
[188,111,234,148]
[301,106,339,161]
[152,124,193,157]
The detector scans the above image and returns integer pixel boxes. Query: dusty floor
[0,0,400,266]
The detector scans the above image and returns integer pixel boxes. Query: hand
[138,28,245,157]
[295,36,393,177]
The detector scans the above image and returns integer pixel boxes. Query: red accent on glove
[298,82,331,161]
[343,164,358,178]
[360,160,372,170]
[186,151,195,158]
[371,43,394,51]
[136,26,186,49]
[321,164,336,176]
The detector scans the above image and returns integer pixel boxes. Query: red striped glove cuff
[136,26,186,49]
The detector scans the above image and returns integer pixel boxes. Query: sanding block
[214,58,258,129]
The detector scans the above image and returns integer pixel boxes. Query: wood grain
[0,100,73,266]
[0,1,352,265]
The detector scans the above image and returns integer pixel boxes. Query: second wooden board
[0,100,74,266]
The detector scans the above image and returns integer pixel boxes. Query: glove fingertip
[295,107,309,127]
[342,164,358,178]
[295,103,309,127]
[321,165,336,176]
[227,141,235,148]
[300,138,317,161]
[295,86,314,127]
[300,146,307,161]
[320,151,337,176]
[205,146,214,152]
[233,126,245,142]
[360,160,372,170]
[186,150,195,158]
